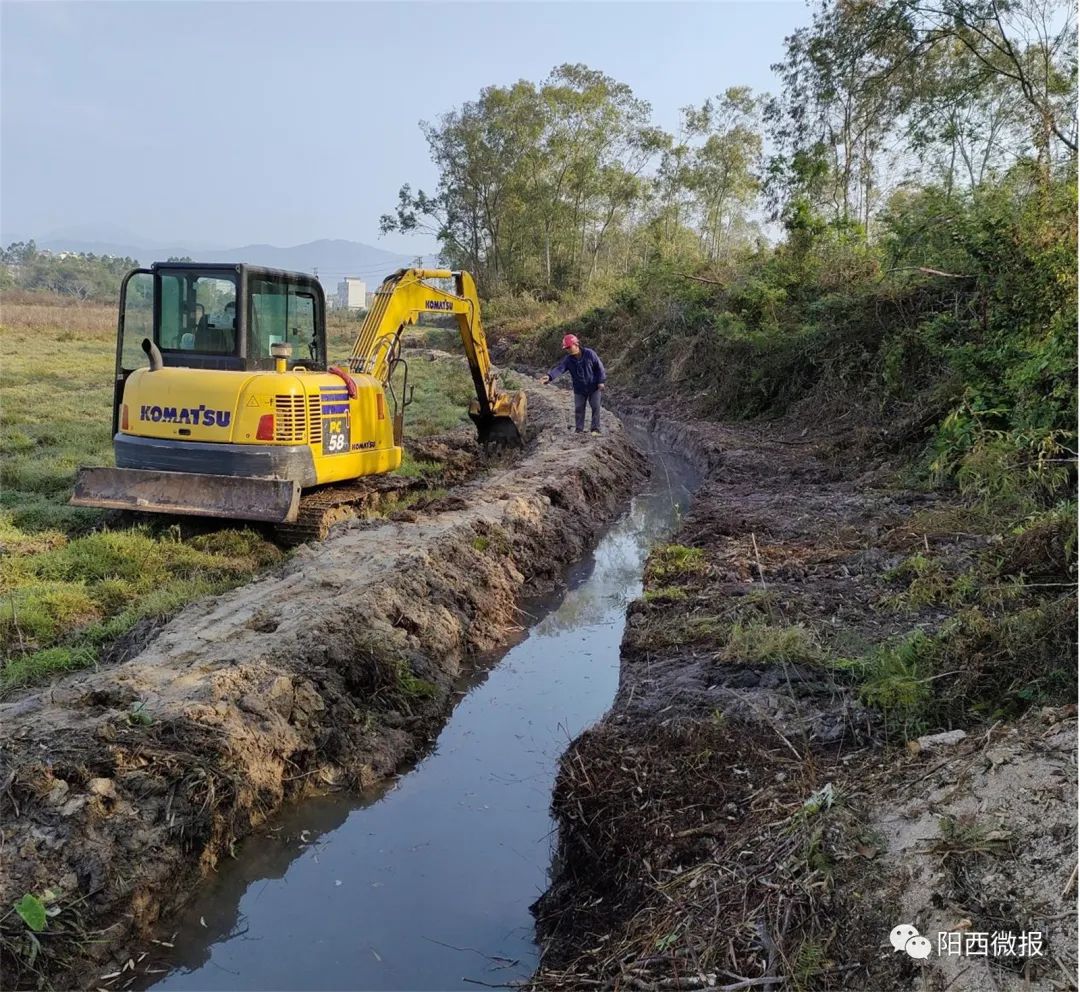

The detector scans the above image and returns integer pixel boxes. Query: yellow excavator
[71,264,525,538]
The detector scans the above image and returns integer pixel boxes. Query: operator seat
[194,315,228,353]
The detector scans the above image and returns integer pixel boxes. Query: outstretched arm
[541,355,568,384]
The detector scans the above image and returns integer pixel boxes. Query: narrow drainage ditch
[143,433,700,991]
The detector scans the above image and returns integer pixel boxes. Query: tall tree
[680,88,765,259]
[382,65,664,293]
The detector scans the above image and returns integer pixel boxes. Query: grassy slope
[0,303,475,691]
[497,172,1076,731]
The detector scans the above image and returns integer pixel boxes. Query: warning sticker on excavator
[246,396,260,408]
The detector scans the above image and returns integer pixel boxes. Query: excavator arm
[348,269,526,445]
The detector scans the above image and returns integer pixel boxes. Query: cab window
[159,271,238,353]
[248,279,323,369]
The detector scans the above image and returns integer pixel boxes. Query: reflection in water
[146,439,698,992]
[534,487,685,635]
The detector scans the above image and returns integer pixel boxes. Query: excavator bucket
[70,467,302,523]
[469,390,527,446]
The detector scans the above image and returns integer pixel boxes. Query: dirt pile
[865,707,1077,992]
[0,386,646,990]
[533,410,1076,991]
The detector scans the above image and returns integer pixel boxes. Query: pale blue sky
[1,1,809,253]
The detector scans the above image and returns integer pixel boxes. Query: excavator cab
[111,263,326,433]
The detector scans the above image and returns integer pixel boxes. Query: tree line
[381,0,1076,295]
[0,241,139,301]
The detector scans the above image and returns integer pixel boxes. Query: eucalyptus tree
[899,0,1077,172]
[906,38,1030,195]
[768,0,917,232]
[768,0,1076,236]
[383,64,664,293]
[680,87,765,260]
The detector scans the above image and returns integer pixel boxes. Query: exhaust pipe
[141,337,164,371]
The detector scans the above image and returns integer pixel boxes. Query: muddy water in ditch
[147,441,697,991]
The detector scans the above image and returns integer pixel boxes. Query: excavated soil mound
[0,386,645,990]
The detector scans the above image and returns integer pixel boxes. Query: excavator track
[272,476,425,547]
[273,436,483,546]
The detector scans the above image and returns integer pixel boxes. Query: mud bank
[534,413,1077,991]
[0,387,645,990]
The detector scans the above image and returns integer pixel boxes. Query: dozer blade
[470,390,527,446]
[71,467,302,524]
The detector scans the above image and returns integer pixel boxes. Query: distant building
[337,278,367,310]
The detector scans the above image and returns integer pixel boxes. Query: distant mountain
[194,239,420,283]
[6,234,431,291]
[40,223,177,249]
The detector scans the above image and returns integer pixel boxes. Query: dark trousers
[574,389,602,432]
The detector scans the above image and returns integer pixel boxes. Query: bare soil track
[0,386,646,990]
[533,408,1077,992]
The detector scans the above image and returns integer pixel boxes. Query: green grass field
[0,300,475,691]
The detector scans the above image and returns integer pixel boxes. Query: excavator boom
[349,269,526,445]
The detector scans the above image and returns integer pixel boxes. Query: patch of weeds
[470,526,512,556]
[0,582,100,654]
[791,939,830,992]
[632,612,725,649]
[994,500,1077,583]
[786,782,840,835]
[396,453,443,479]
[885,551,1015,613]
[836,632,934,738]
[408,487,450,510]
[643,585,687,603]
[801,824,834,878]
[127,700,153,726]
[368,487,450,518]
[885,553,952,610]
[933,599,1077,723]
[718,619,823,665]
[839,594,1077,736]
[364,653,438,711]
[654,925,685,953]
[0,513,68,555]
[646,544,706,583]
[901,502,1002,542]
[185,529,284,569]
[970,573,1030,610]
[933,814,1014,857]
[390,660,437,710]
[1,646,97,692]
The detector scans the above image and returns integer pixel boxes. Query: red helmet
[562,333,580,349]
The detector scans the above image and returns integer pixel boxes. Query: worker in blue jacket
[540,333,607,434]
